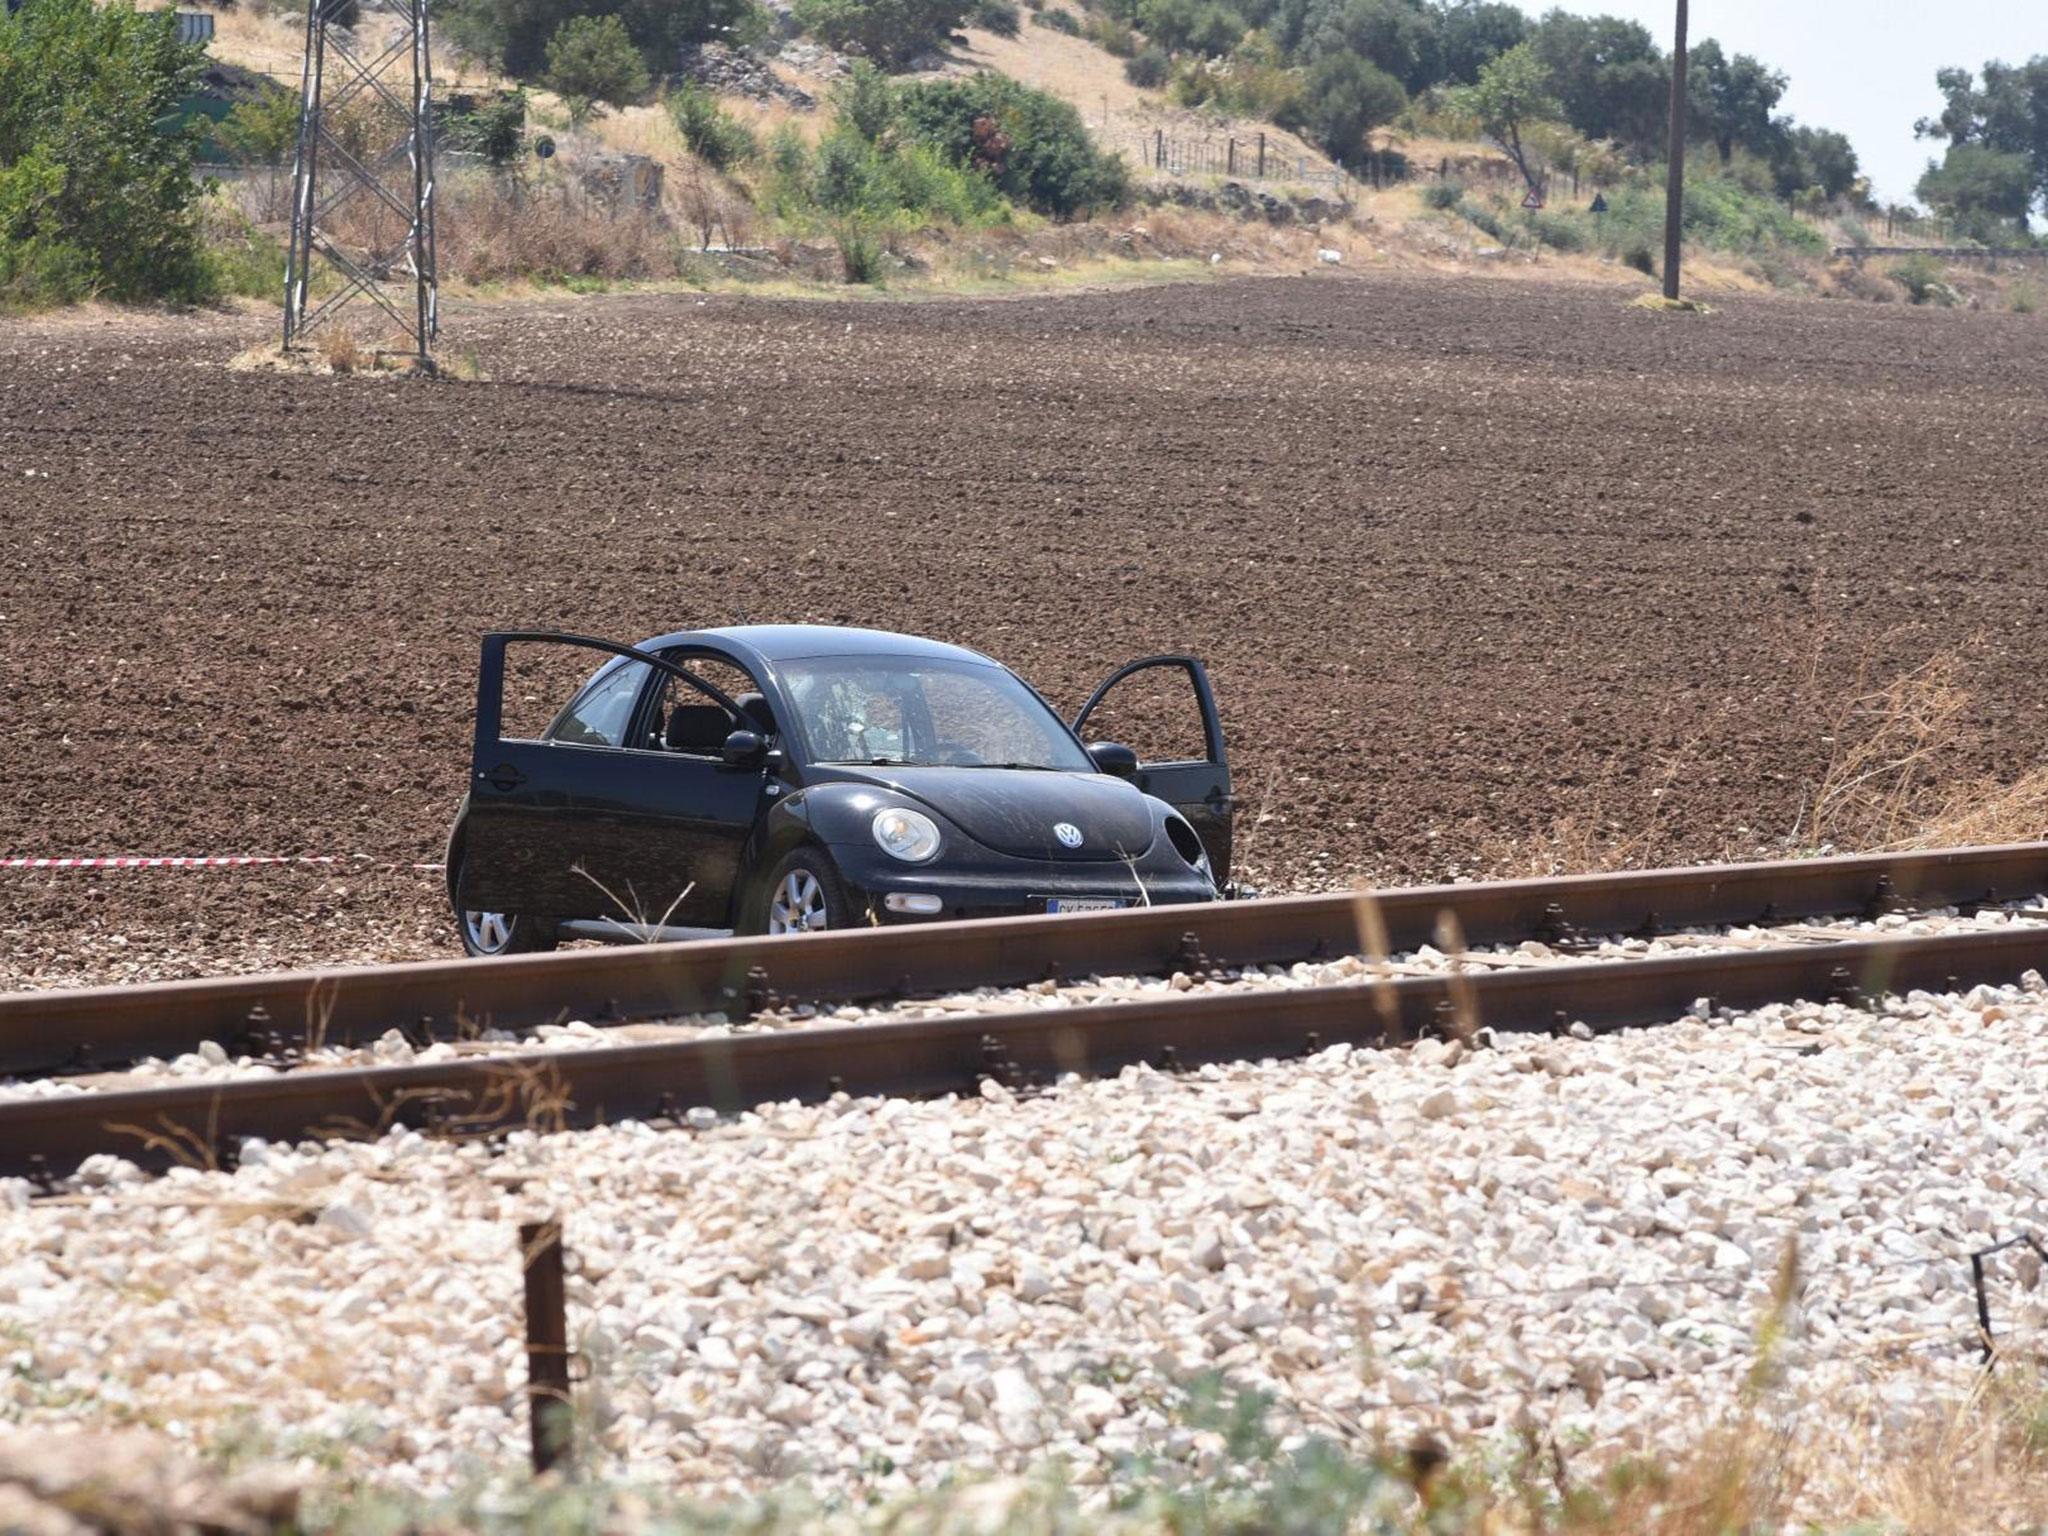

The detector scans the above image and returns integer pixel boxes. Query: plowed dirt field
[4,275,2044,986]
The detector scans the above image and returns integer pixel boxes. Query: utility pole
[283,0,439,364]
[1662,0,1687,300]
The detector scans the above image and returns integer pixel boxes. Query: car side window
[546,662,649,747]
[645,653,764,756]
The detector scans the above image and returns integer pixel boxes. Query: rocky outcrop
[1141,178,1351,226]
[679,41,817,109]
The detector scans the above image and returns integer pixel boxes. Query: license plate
[1046,897,1125,914]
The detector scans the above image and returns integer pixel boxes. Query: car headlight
[872,806,942,863]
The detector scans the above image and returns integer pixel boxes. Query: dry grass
[1496,640,2048,882]
[1793,648,2048,853]
[184,0,495,90]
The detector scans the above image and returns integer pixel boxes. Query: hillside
[164,0,2035,312]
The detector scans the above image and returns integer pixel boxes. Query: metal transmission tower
[282,0,439,363]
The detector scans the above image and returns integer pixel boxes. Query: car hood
[821,765,1156,862]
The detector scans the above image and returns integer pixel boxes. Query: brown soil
[4,276,2046,987]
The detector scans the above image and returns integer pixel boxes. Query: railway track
[2,842,2046,1179]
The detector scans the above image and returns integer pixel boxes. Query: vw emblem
[1053,822,1084,849]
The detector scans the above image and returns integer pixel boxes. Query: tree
[1792,126,1858,202]
[1300,49,1405,166]
[543,15,649,122]
[1433,0,1525,86]
[1526,9,1665,156]
[1917,143,2035,232]
[1914,57,2048,221]
[1451,40,1557,195]
[791,0,973,68]
[0,0,212,306]
[1686,38,1784,165]
[1300,0,1436,95]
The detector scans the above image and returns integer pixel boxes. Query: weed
[835,222,884,284]
[317,327,369,374]
[1421,180,1464,211]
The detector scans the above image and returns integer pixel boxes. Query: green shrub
[439,0,753,79]
[2011,285,2039,315]
[969,0,1021,33]
[831,60,896,142]
[835,221,884,282]
[1030,7,1081,34]
[543,14,648,122]
[440,89,528,165]
[212,86,302,168]
[1137,0,1242,56]
[0,0,214,308]
[895,72,1127,217]
[1622,240,1656,275]
[793,0,971,67]
[1460,201,1512,244]
[201,200,288,299]
[1838,215,1873,250]
[1889,253,1950,306]
[670,82,757,170]
[1123,45,1169,88]
[761,110,1005,229]
[1084,13,1137,55]
[1524,208,1584,250]
[1421,179,1463,209]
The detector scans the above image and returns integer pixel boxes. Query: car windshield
[780,656,1094,771]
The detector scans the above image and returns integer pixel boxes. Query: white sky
[1510,1,2043,206]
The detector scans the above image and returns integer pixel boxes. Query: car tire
[449,851,558,957]
[762,848,863,935]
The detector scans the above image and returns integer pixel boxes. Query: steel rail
[3,924,2045,1179]
[3,843,2046,1079]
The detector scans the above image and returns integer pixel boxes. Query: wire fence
[1117,130,1356,193]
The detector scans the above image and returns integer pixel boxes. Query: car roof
[640,624,1000,668]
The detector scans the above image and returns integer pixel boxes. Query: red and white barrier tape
[2,855,446,871]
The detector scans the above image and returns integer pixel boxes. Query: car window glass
[1078,664,1209,765]
[546,661,649,747]
[782,657,1091,770]
[646,654,762,754]
[922,669,1071,767]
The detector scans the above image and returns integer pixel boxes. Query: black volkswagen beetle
[448,625,1234,953]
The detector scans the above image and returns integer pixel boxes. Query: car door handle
[481,763,527,792]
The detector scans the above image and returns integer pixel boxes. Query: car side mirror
[722,728,767,768]
[1088,741,1139,779]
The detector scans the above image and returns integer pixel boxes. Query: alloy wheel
[768,870,829,934]
[464,909,514,954]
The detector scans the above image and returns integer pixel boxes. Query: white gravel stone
[4,965,2047,1507]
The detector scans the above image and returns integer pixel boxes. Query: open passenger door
[1072,656,1233,884]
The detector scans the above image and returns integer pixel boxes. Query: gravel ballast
[3,977,2044,1502]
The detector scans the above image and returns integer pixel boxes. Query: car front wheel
[764,849,858,935]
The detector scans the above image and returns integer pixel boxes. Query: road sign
[1521,186,1544,210]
